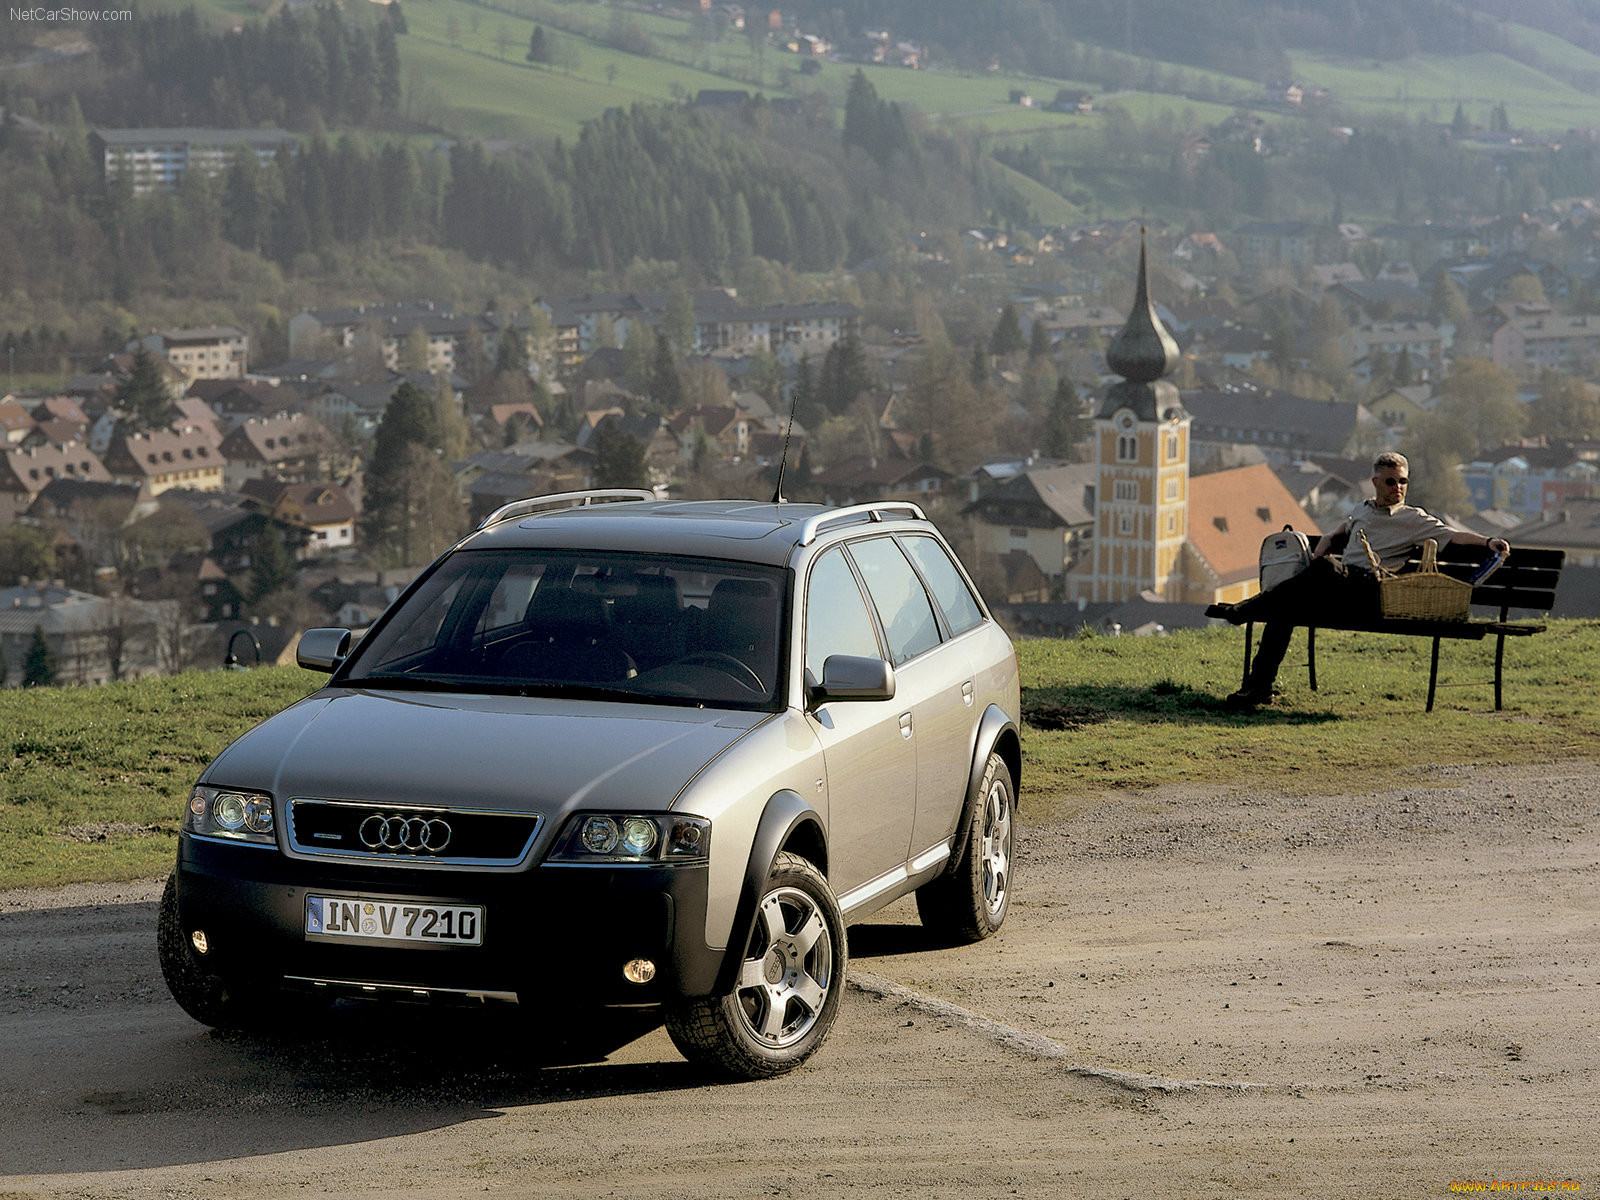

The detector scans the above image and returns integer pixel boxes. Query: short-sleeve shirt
[1344,500,1457,570]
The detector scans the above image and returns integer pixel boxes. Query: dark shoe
[1225,685,1274,709]
[1208,601,1255,626]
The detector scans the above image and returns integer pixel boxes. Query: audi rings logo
[359,813,453,855]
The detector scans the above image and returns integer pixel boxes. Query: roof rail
[797,502,927,546]
[477,489,655,530]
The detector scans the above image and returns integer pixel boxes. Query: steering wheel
[675,651,764,691]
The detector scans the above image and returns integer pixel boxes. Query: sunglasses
[1382,476,1409,486]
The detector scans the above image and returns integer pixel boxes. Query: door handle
[962,680,974,707]
[898,712,913,739]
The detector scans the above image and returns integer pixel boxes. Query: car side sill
[838,840,952,916]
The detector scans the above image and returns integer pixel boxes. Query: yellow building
[1070,236,1192,604]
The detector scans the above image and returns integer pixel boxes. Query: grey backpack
[1259,525,1312,591]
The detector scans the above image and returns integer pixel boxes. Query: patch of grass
[4,622,1596,891]
[1017,621,1600,818]
[0,667,322,890]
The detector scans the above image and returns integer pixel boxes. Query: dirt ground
[1,757,1595,1198]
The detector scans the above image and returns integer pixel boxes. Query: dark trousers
[1239,557,1378,690]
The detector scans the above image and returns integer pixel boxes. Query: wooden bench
[1205,539,1566,711]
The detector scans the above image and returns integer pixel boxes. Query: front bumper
[174,833,722,1008]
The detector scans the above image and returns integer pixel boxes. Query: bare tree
[98,595,134,682]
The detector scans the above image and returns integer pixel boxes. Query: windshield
[343,549,788,710]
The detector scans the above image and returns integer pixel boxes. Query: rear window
[901,535,985,636]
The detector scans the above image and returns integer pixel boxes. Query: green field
[5,621,1596,892]
[1289,48,1600,133]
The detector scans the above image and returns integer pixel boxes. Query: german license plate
[306,895,483,946]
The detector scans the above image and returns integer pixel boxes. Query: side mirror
[809,654,895,706]
[296,627,352,673]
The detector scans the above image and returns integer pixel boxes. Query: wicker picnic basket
[1358,532,1472,621]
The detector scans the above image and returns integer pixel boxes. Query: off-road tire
[665,851,845,1080]
[157,873,244,1028]
[916,752,1015,943]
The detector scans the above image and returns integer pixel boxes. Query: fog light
[191,930,209,955]
[622,958,656,984]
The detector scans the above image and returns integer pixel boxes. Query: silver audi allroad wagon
[160,493,1021,1078]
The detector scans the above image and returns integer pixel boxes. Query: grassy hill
[4,621,1596,892]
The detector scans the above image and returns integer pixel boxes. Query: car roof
[461,498,932,566]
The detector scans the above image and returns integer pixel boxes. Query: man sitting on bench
[1214,451,1512,708]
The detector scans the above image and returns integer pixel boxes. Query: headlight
[550,813,710,865]
[184,786,276,846]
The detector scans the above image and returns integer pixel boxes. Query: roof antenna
[770,378,801,504]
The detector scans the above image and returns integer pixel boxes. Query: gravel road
[2,757,1595,1198]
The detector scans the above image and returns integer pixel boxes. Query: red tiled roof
[1187,463,1322,585]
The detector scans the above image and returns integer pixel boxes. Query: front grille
[287,799,542,868]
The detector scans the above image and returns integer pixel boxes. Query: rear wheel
[916,752,1015,943]
[665,852,845,1079]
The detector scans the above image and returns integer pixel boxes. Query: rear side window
[901,535,985,636]
[848,537,941,666]
[804,547,882,681]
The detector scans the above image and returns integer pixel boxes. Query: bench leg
[1427,636,1441,712]
[1243,621,1254,688]
[1495,632,1506,711]
[1307,626,1317,692]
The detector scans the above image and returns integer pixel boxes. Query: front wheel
[916,752,1015,943]
[665,852,845,1080]
[157,873,242,1028]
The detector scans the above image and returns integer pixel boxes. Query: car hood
[203,687,766,815]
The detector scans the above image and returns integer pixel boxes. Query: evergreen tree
[648,333,684,411]
[360,381,462,567]
[114,347,172,435]
[815,335,877,416]
[989,303,1027,357]
[1043,376,1084,461]
[1450,103,1471,139]
[494,326,527,376]
[592,418,649,489]
[248,523,295,604]
[527,25,550,65]
[1028,317,1052,361]
[621,319,655,395]
[970,341,990,387]
[376,20,402,109]
[23,624,56,688]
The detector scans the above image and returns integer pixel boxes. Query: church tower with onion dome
[1073,231,1192,603]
